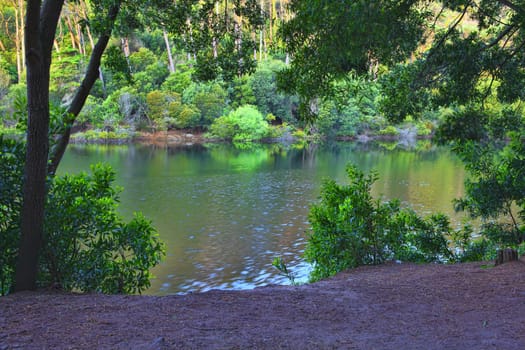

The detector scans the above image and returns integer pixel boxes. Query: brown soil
[133,131,206,146]
[2,260,525,349]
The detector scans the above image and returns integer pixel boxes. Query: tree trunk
[163,29,176,73]
[14,0,65,292]
[19,0,25,71]
[495,248,519,266]
[85,23,106,96]
[14,5,22,81]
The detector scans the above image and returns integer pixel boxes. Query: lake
[59,141,467,295]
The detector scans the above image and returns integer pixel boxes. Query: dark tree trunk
[14,0,65,292]
[495,248,519,266]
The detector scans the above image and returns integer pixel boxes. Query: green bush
[175,105,201,129]
[249,59,297,123]
[129,48,157,72]
[415,121,433,136]
[161,65,194,94]
[133,62,170,93]
[209,105,270,142]
[146,90,183,130]
[43,164,165,293]
[182,81,228,128]
[305,164,453,282]
[228,75,256,110]
[0,137,24,295]
[0,138,164,295]
[378,125,399,136]
[313,78,384,138]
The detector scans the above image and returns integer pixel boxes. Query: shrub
[161,65,193,94]
[133,62,170,93]
[378,125,399,136]
[0,138,164,295]
[43,164,165,293]
[129,48,157,72]
[175,105,201,129]
[249,59,297,123]
[305,164,454,282]
[0,137,24,295]
[146,90,183,130]
[209,105,270,142]
[182,81,228,128]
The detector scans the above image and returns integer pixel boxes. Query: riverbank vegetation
[300,164,525,282]
[1,0,525,294]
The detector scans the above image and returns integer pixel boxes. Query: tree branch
[497,0,525,14]
[48,3,121,175]
[426,2,470,61]
[483,24,516,50]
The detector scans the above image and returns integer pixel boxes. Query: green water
[59,141,466,294]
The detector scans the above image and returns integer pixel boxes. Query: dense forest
[0,0,433,143]
[1,0,525,294]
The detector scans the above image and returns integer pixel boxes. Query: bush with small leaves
[0,138,164,295]
[209,105,270,142]
[305,164,454,282]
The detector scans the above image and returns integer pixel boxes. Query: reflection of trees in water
[60,143,466,293]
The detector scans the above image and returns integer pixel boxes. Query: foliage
[278,0,430,119]
[129,48,158,73]
[314,77,384,138]
[0,137,24,295]
[378,126,399,137]
[434,105,525,248]
[249,59,297,123]
[209,105,270,142]
[71,129,133,143]
[175,104,201,129]
[133,61,170,94]
[0,137,164,295]
[378,62,430,123]
[42,164,165,293]
[182,81,228,128]
[146,90,183,130]
[272,257,297,285]
[305,164,453,282]
[228,75,256,110]
[0,66,10,99]
[50,48,82,104]
[103,45,133,90]
[186,1,264,81]
[161,65,194,94]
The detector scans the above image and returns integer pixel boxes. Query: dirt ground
[1,259,525,349]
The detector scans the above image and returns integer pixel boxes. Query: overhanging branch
[48,3,121,175]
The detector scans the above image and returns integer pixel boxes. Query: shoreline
[67,128,433,146]
[2,259,524,349]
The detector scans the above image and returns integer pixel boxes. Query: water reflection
[60,141,466,295]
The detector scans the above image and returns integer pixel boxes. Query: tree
[15,0,162,291]
[279,0,525,259]
[14,0,265,292]
[277,0,430,119]
[15,0,66,292]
